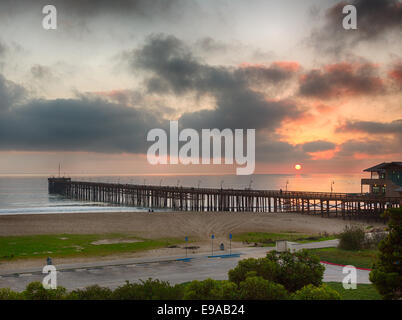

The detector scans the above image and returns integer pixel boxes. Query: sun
[295,164,302,170]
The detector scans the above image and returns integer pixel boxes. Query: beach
[0,210,381,238]
[0,210,384,271]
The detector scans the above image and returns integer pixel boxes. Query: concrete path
[0,239,371,291]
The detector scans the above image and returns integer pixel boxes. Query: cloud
[0,0,189,20]
[337,119,402,134]
[301,140,336,153]
[0,41,6,57]
[0,95,165,153]
[335,119,402,158]
[127,34,303,130]
[0,74,26,111]
[299,62,384,98]
[388,62,402,88]
[308,0,402,55]
[30,64,54,81]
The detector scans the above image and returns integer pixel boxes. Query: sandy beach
[0,211,383,271]
[0,210,381,238]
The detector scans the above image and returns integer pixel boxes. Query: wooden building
[361,162,402,197]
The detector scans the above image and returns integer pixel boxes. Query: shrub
[364,231,387,250]
[112,279,183,300]
[292,284,341,300]
[0,288,23,300]
[228,250,324,292]
[338,225,365,250]
[68,285,113,300]
[238,276,288,300]
[370,208,402,300]
[182,279,238,300]
[23,282,67,300]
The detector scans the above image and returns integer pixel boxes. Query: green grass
[307,247,378,269]
[326,282,381,300]
[232,232,336,247]
[0,233,184,261]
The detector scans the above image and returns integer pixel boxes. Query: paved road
[0,240,371,291]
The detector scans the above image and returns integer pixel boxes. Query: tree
[23,282,66,300]
[182,278,238,300]
[369,208,402,300]
[292,284,340,300]
[238,276,288,300]
[228,250,324,292]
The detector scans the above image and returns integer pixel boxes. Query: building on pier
[361,162,402,197]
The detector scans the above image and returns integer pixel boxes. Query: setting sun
[295,164,302,170]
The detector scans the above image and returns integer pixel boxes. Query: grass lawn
[233,232,336,247]
[326,282,381,300]
[307,247,378,269]
[0,233,184,261]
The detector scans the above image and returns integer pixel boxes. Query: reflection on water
[0,173,366,215]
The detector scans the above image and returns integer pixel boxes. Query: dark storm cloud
[236,63,297,85]
[129,34,302,130]
[0,74,26,111]
[337,119,402,134]
[309,0,402,54]
[0,95,165,153]
[299,62,384,98]
[301,140,336,153]
[0,0,188,19]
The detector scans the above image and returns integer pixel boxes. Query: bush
[112,279,183,300]
[364,231,387,249]
[370,208,402,300]
[292,284,341,300]
[0,288,23,300]
[338,225,365,250]
[23,282,67,300]
[238,276,288,300]
[68,285,113,300]
[228,250,324,292]
[183,279,238,300]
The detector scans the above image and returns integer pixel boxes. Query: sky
[0,0,401,175]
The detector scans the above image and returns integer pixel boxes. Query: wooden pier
[48,177,401,220]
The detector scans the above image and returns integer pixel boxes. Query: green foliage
[228,250,324,292]
[0,233,183,261]
[182,278,238,300]
[68,285,113,300]
[370,208,402,300]
[307,247,378,269]
[23,282,67,300]
[0,288,23,300]
[292,284,340,300]
[112,279,183,300]
[238,276,288,300]
[338,225,366,250]
[325,282,381,300]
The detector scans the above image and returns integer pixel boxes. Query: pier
[48,178,401,220]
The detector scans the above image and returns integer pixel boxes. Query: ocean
[0,173,366,215]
